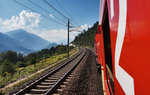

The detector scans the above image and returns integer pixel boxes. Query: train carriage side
[96,0,150,95]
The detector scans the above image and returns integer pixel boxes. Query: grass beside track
[0,48,78,94]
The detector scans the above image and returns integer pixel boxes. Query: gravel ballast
[61,49,103,95]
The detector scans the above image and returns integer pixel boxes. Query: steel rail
[45,49,86,94]
[14,49,85,95]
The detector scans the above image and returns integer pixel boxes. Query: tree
[24,52,37,63]
[71,21,98,47]
[17,53,23,61]
[4,50,17,63]
[29,58,36,65]
[16,61,26,67]
[0,59,15,76]
[49,46,56,55]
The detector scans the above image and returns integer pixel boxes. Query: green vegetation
[0,60,15,76]
[72,22,98,47]
[0,21,99,93]
[0,45,75,90]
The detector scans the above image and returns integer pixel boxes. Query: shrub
[0,59,15,76]
[30,58,36,65]
[27,58,36,65]
[16,61,26,67]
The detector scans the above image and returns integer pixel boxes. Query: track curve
[14,49,88,95]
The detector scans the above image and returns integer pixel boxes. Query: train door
[102,2,114,94]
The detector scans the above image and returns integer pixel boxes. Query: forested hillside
[0,45,75,89]
[0,45,74,76]
[71,22,98,47]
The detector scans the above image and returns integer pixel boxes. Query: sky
[0,0,100,44]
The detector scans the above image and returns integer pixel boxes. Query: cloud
[70,24,91,32]
[38,29,67,43]
[80,24,90,31]
[0,10,91,44]
[38,29,80,44]
[49,14,54,18]
[38,24,91,44]
[0,10,40,32]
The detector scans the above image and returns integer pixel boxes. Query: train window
[103,8,113,73]
[102,3,114,94]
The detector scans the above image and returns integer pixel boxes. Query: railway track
[14,49,87,95]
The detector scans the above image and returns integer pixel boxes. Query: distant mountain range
[44,43,57,49]
[0,32,31,54]
[0,29,57,54]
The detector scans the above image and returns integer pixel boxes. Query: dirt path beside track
[61,49,103,95]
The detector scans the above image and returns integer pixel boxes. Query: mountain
[44,43,58,49]
[6,29,50,50]
[0,32,31,53]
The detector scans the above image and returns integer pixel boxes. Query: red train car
[95,0,150,95]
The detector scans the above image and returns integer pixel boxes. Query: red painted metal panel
[95,0,150,94]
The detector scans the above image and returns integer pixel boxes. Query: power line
[54,0,80,26]
[28,0,67,24]
[55,0,72,19]
[43,0,79,27]
[43,0,70,20]
[13,0,66,27]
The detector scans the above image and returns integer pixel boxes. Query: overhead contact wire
[14,0,66,27]
[28,0,67,24]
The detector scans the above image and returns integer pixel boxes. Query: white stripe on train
[113,0,135,95]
